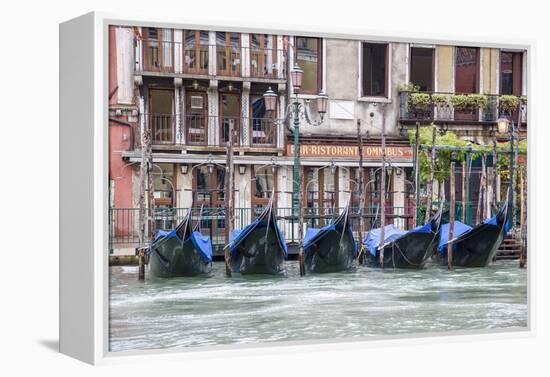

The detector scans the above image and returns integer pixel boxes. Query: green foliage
[468,94,489,109]
[520,96,527,105]
[499,95,521,112]
[397,82,420,92]
[450,94,471,109]
[431,93,449,104]
[410,92,431,108]
[450,93,488,110]
[407,125,527,184]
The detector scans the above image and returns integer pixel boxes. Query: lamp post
[497,115,515,231]
[263,63,328,276]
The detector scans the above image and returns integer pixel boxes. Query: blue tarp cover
[154,228,213,263]
[303,222,358,256]
[230,216,288,258]
[437,221,473,253]
[363,223,433,257]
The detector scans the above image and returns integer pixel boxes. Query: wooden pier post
[461,162,466,223]
[414,122,420,227]
[137,128,153,281]
[425,126,436,223]
[379,114,387,268]
[225,122,235,277]
[357,119,365,264]
[492,135,498,209]
[298,161,306,276]
[519,159,527,269]
[447,160,456,271]
[138,247,146,280]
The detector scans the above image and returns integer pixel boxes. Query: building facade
[108,25,528,249]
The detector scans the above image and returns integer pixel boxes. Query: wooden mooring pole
[357,119,365,265]
[224,122,235,277]
[447,160,456,271]
[298,160,306,276]
[425,126,436,223]
[138,128,153,281]
[413,122,420,228]
[379,114,387,268]
[519,159,527,269]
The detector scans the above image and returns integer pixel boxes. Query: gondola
[362,209,442,269]
[303,202,357,273]
[228,197,288,275]
[437,200,509,267]
[148,208,213,277]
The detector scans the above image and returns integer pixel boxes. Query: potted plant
[450,94,472,110]
[499,95,521,113]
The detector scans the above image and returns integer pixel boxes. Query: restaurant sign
[286,144,413,160]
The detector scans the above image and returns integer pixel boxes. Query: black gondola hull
[149,237,211,277]
[305,230,355,273]
[232,227,285,275]
[364,232,439,269]
[437,224,504,267]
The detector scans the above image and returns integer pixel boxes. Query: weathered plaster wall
[436,45,454,92]
[482,48,498,94]
[299,39,408,138]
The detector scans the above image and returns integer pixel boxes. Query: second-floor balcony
[399,92,527,128]
[144,113,279,149]
[136,39,286,80]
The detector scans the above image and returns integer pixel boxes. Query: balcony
[145,113,278,149]
[136,39,286,80]
[399,92,527,127]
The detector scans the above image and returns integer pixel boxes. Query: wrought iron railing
[109,205,416,250]
[399,91,527,124]
[142,114,278,148]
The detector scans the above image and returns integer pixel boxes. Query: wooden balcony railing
[136,39,286,79]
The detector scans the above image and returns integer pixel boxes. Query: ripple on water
[108,259,527,352]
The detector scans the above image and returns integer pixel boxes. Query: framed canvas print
[60,12,531,365]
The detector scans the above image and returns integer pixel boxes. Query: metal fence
[399,91,527,124]
[109,205,415,250]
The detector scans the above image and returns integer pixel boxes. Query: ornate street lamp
[290,63,304,94]
[263,87,278,113]
[497,117,510,134]
[317,90,329,120]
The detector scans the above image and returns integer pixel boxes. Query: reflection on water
[109,260,527,352]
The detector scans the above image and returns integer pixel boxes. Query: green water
[109,260,527,352]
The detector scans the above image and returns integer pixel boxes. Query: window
[455,47,480,93]
[219,93,240,146]
[185,91,208,145]
[295,37,322,94]
[194,165,226,242]
[362,43,388,97]
[250,34,278,78]
[250,96,276,147]
[143,28,173,72]
[500,51,523,95]
[149,89,174,144]
[410,47,434,92]
[153,163,175,208]
[252,165,276,210]
[216,32,241,76]
[303,166,338,227]
[183,30,209,74]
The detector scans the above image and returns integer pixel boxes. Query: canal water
[109,260,527,352]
